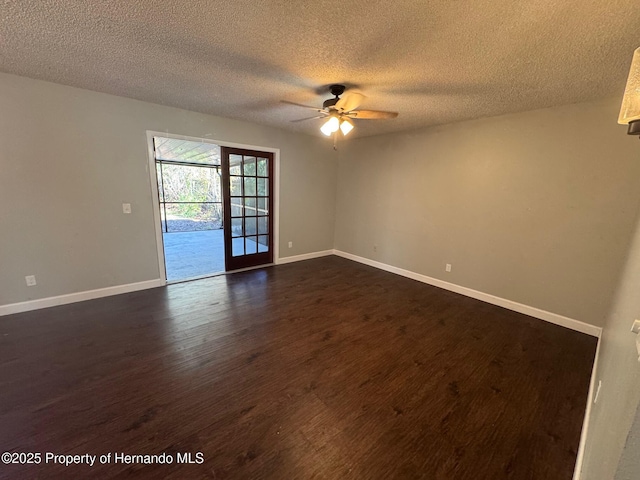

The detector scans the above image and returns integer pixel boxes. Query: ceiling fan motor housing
[329,84,345,96]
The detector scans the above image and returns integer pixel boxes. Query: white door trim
[145,131,167,286]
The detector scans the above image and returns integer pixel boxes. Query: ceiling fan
[282,84,399,138]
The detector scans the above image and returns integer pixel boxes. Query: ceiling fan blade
[280,100,323,111]
[290,115,326,123]
[336,92,365,112]
[348,109,399,119]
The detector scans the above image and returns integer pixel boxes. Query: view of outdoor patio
[155,137,225,281]
[163,229,225,281]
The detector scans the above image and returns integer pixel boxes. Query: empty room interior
[3,1,640,479]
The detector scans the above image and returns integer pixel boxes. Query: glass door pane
[221,147,274,271]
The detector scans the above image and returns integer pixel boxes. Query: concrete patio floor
[163,229,269,282]
[163,229,225,282]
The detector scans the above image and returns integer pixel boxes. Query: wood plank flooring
[0,256,597,479]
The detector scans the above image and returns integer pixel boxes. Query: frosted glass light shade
[340,118,354,136]
[619,47,640,125]
[320,116,340,136]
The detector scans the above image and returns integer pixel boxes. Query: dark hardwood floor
[0,256,597,479]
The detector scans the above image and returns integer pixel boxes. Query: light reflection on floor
[162,267,272,373]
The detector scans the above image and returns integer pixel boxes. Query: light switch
[122,203,132,214]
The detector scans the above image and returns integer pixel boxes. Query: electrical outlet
[445,264,452,272]
[25,275,37,286]
[122,203,132,214]
[288,241,293,248]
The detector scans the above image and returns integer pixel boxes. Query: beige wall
[335,98,640,327]
[581,213,640,479]
[614,402,640,479]
[0,72,337,306]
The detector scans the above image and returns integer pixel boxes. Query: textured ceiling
[1,1,640,138]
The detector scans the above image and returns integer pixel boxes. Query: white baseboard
[332,250,602,338]
[1,250,604,341]
[277,250,334,265]
[0,279,165,316]
[573,337,601,480]
[0,249,330,316]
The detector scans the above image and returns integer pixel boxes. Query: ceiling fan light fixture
[320,115,340,136]
[284,85,398,141]
[619,47,640,135]
[340,117,354,136]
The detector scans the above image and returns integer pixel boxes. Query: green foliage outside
[157,163,223,230]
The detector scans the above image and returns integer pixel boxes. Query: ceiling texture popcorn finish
[1,1,640,138]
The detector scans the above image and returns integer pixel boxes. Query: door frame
[145,130,280,286]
